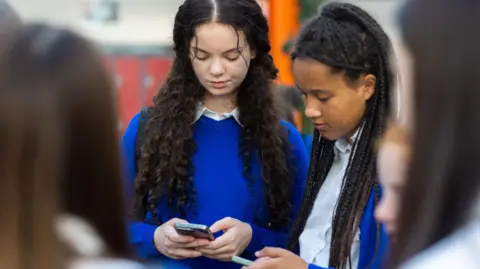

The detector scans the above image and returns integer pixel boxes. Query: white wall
[9,0,183,45]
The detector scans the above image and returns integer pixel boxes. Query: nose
[209,58,225,77]
[375,198,392,226]
[304,97,322,119]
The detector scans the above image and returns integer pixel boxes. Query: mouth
[209,81,229,89]
[313,123,327,130]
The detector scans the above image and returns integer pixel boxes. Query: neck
[203,93,237,114]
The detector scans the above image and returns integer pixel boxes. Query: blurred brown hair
[388,0,480,267]
[0,24,130,268]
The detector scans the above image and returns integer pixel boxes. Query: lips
[209,81,229,88]
[314,123,327,130]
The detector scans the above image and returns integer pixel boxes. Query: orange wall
[268,0,299,86]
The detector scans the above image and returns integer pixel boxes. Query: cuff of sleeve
[135,223,161,258]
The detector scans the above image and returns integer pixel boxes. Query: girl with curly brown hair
[121,0,309,268]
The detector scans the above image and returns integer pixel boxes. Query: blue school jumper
[122,113,309,269]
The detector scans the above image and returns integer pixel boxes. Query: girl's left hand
[243,247,308,269]
[197,217,252,261]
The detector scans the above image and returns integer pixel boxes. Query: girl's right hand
[153,218,211,260]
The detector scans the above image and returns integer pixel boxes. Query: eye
[224,50,242,61]
[317,97,331,102]
[192,50,209,61]
[195,54,208,61]
[225,53,240,61]
[226,56,239,61]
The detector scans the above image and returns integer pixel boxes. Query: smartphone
[174,223,215,241]
[232,256,254,267]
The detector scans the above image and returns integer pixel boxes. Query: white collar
[193,103,242,126]
[335,125,363,154]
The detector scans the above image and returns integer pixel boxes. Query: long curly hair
[286,3,395,268]
[133,0,293,228]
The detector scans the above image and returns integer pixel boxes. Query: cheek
[375,187,400,222]
[227,60,250,80]
[325,95,365,130]
[191,60,208,80]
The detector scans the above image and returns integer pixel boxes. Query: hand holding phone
[174,223,215,241]
[153,218,210,260]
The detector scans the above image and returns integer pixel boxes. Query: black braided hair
[287,3,394,268]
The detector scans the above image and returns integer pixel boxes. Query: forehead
[292,58,350,92]
[191,22,247,52]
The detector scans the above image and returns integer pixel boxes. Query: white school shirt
[400,199,480,269]
[194,103,242,125]
[299,131,362,269]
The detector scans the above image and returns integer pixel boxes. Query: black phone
[174,223,215,241]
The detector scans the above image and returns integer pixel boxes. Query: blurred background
[10,0,403,136]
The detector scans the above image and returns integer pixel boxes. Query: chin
[319,131,340,141]
[205,87,236,97]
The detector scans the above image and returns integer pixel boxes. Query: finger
[203,253,234,261]
[164,226,195,243]
[255,247,288,258]
[182,238,211,248]
[254,257,272,263]
[166,218,188,226]
[248,259,277,269]
[200,232,231,250]
[167,247,203,259]
[210,217,237,233]
[198,243,234,256]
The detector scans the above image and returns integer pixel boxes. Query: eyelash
[317,96,330,102]
[300,92,330,103]
[194,55,240,61]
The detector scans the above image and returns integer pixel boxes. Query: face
[375,142,408,236]
[293,58,375,140]
[190,22,255,99]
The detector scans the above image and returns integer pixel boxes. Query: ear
[250,48,256,60]
[359,74,376,101]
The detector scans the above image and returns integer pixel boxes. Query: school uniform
[121,105,309,269]
[300,131,388,269]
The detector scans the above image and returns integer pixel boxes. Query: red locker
[143,57,172,106]
[114,56,142,134]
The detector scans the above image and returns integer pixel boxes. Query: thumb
[166,218,188,226]
[255,247,288,258]
[209,217,237,233]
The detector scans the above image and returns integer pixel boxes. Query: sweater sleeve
[243,121,309,258]
[307,264,332,269]
[121,113,164,259]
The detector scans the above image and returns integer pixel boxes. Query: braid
[287,130,334,248]
[287,3,394,268]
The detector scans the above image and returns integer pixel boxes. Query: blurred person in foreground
[0,0,21,48]
[374,123,410,237]
[0,24,143,269]
[385,0,480,268]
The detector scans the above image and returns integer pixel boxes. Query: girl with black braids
[247,3,395,269]
[121,0,309,268]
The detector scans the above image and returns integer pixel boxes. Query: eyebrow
[192,46,242,54]
[295,85,331,94]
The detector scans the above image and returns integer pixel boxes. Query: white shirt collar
[193,103,242,126]
[335,125,363,154]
